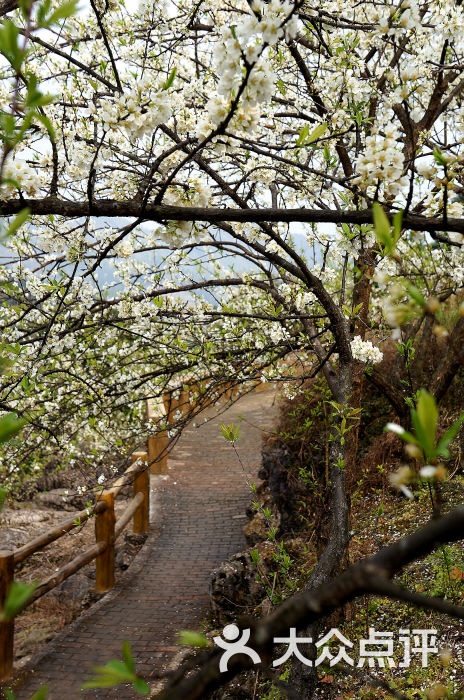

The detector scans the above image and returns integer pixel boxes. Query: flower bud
[405,443,422,460]
[434,464,447,481]
[439,647,452,667]
[425,296,440,313]
[433,325,449,338]
[425,683,448,700]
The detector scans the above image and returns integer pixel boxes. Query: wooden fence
[0,449,150,682]
[0,381,267,682]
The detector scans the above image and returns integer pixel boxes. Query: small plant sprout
[220,422,241,443]
[385,389,464,463]
[82,641,149,695]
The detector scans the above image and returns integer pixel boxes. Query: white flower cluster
[377,0,421,35]
[2,158,40,196]
[92,88,171,140]
[204,0,302,128]
[158,179,212,244]
[350,336,383,364]
[354,124,408,196]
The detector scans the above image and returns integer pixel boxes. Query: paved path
[12,389,277,699]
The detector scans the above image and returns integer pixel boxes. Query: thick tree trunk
[289,363,352,698]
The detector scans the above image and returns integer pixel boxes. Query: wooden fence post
[95,492,115,592]
[132,451,149,535]
[147,432,168,474]
[0,550,14,681]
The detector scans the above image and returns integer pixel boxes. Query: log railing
[0,449,150,682]
[0,382,270,682]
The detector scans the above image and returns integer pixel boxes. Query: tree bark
[289,361,352,698]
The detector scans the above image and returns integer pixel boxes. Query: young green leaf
[178,630,210,648]
[162,67,177,90]
[220,422,240,442]
[1,581,37,620]
[416,389,438,456]
[7,208,30,236]
[0,412,26,444]
[373,202,393,253]
[122,640,135,674]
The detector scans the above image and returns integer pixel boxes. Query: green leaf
[0,412,26,444]
[220,422,240,442]
[373,201,393,253]
[296,122,327,147]
[105,660,132,676]
[178,630,210,648]
[306,122,327,144]
[433,147,447,166]
[296,124,309,147]
[82,663,133,688]
[38,0,79,27]
[416,389,438,455]
[411,408,429,454]
[133,677,150,695]
[406,283,425,307]
[0,20,23,72]
[436,413,464,457]
[1,581,37,620]
[30,687,49,700]
[162,67,177,90]
[35,112,55,140]
[7,208,30,236]
[122,640,135,674]
[393,209,403,238]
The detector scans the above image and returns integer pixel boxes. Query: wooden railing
[0,382,269,682]
[0,449,150,682]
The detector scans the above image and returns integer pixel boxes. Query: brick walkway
[11,389,277,699]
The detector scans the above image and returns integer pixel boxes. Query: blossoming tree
[1,0,464,693]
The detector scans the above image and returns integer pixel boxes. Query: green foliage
[0,580,37,620]
[372,201,403,255]
[386,389,464,461]
[82,641,149,695]
[178,630,210,648]
[162,67,177,90]
[296,121,327,147]
[433,147,448,166]
[220,422,240,442]
[36,0,79,28]
[0,412,26,444]
[0,20,23,72]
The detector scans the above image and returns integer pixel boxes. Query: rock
[209,542,276,624]
[2,508,53,526]
[0,526,29,549]
[82,588,105,609]
[243,511,268,545]
[261,443,309,533]
[15,624,55,658]
[124,532,147,546]
[33,489,86,511]
[115,546,132,570]
[51,572,91,602]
